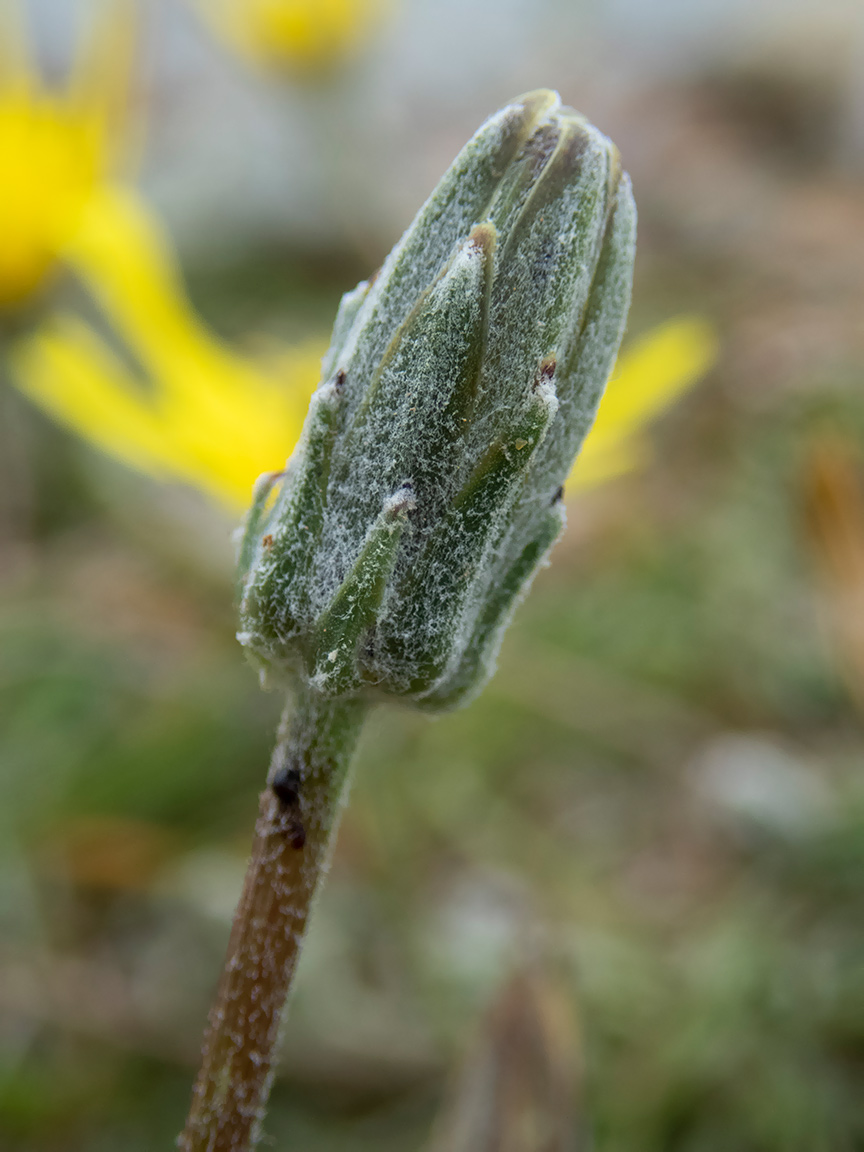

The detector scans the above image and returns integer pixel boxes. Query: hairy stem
[179,685,369,1152]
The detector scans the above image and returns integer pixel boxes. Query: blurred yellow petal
[0,89,105,305]
[571,315,718,491]
[0,0,131,308]
[192,0,390,74]
[65,187,319,507]
[14,186,321,511]
[11,315,178,481]
[569,436,653,491]
[64,185,236,375]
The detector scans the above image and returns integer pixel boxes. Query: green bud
[237,89,636,710]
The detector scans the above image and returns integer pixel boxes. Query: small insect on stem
[271,765,306,849]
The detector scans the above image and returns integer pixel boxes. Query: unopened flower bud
[237,89,636,709]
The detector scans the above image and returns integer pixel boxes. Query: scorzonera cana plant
[180,88,636,1152]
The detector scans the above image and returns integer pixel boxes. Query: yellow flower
[3,5,714,518]
[12,186,319,511]
[0,0,132,309]
[12,178,717,515]
[190,0,390,75]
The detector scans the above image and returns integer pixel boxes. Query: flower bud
[237,89,636,709]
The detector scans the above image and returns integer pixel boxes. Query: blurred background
[1,0,863,1149]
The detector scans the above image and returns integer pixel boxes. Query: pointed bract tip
[467,222,497,255]
[384,483,416,519]
[514,88,561,125]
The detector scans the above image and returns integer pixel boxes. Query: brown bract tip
[514,88,560,128]
[467,222,497,255]
[533,355,556,390]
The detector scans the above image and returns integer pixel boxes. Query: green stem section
[179,685,369,1152]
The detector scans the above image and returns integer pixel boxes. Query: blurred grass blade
[803,431,864,712]
[428,965,585,1152]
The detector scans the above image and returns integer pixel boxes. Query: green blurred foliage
[2,106,864,1152]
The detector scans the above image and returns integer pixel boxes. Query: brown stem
[179,685,369,1152]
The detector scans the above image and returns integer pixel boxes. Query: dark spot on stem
[272,766,306,850]
[272,766,301,808]
[287,822,306,850]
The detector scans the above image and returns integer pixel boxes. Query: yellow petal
[15,185,322,510]
[62,185,220,371]
[191,0,390,74]
[11,315,178,480]
[570,315,718,491]
[0,1,131,307]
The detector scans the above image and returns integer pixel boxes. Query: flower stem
[179,684,369,1152]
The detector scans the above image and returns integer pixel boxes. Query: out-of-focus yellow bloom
[14,183,717,514]
[570,316,718,490]
[12,187,319,511]
[2,2,714,519]
[0,0,132,308]
[191,0,390,75]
